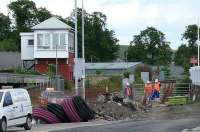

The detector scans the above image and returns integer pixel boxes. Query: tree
[127,27,172,65]
[175,24,199,67]
[8,0,53,51]
[0,39,18,51]
[8,0,38,31]
[36,7,52,22]
[68,8,119,62]
[0,13,11,40]
[182,24,198,48]
[174,44,190,65]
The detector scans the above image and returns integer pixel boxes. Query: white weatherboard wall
[20,33,34,60]
[190,66,200,86]
[34,30,69,59]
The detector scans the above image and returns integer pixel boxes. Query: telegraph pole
[82,0,85,99]
[198,18,200,66]
[75,0,78,95]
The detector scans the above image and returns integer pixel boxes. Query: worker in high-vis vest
[125,82,133,99]
[143,81,153,106]
[154,79,161,100]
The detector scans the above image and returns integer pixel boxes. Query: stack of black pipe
[33,96,96,124]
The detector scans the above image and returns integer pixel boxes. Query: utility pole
[74,0,78,95]
[82,0,85,100]
[56,44,58,76]
[198,18,200,66]
[55,44,58,90]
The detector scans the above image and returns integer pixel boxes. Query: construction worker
[154,79,161,101]
[125,82,133,99]
[143,81,153,106]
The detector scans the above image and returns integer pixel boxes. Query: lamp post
[82,0,85,100]
[74,0,78,95]
[56,44,58,76]
[198,19,200,66]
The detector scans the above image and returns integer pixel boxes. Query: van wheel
[0,118,7,132]
[24,116,32,130]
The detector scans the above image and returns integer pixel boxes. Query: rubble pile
[90,92,145,121]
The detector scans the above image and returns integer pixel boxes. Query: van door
[3,92,14,126]
[11,91,27,125]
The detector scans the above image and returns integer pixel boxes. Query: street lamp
[74,0,78,95]
[74,0,85,98]
[198,19,200,66]
[82,0,85,100]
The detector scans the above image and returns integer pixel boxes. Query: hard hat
[155,79,158,82]
[147,81,150,84]
[126,82,130,86]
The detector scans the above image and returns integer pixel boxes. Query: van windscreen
[0,92,3,102]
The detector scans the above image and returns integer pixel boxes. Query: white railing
[190,66,200,86]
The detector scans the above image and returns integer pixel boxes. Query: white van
[0,89,32,132]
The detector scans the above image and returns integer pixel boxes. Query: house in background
[85,62,142,75]
[20,17,75,81]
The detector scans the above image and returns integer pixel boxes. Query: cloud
[1,0,200,49]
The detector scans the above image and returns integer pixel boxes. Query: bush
[0,39,18,51]
[134,64,152,83]
[96,70,101,75]
[14,66,40,75]
[47,64,56,77]
[134,74,144,84]
[123,71,130,78]
[161,66,171,79]
[64,80,72,90]
[0,68,14,73]
[96,75,122,92]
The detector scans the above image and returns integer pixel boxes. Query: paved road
[51,118,200,132]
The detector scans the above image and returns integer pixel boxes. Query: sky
[0,0,200,49]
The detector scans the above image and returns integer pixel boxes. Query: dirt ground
[144,103,200,120]
[89,101,200,121]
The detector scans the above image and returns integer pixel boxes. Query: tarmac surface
[6,118,200,132]
[51,118,200,132]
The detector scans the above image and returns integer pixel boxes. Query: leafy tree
[36,7,52,22]
[8,0,37,31]
[182,24,198,48]
[68,8,119,62]
[8,0,53,51]
[174,44,189,65]
[0,13,11,40]
[127,27,172,65]
[0,39,18,51]
[175,24,199,68]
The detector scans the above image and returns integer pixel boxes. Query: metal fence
[133,83,196,102]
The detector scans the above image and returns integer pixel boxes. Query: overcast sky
[0,0,200,49]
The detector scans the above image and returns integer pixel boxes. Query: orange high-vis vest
[144,84,152,94]
[155,82,161,91]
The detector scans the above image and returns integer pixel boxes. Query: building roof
[32,17,71,30]
[85,62,141,70]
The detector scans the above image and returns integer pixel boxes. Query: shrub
[64,80,72,90]
[161,66,171,79]
[14,66,40,75]
[0,68,14,73]
[47,64,56,77]
[134,64,152,83]
[123,71,130,78]
[0,39,18,51]
[96,70,101,75]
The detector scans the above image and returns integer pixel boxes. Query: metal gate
[133,83,196,103]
